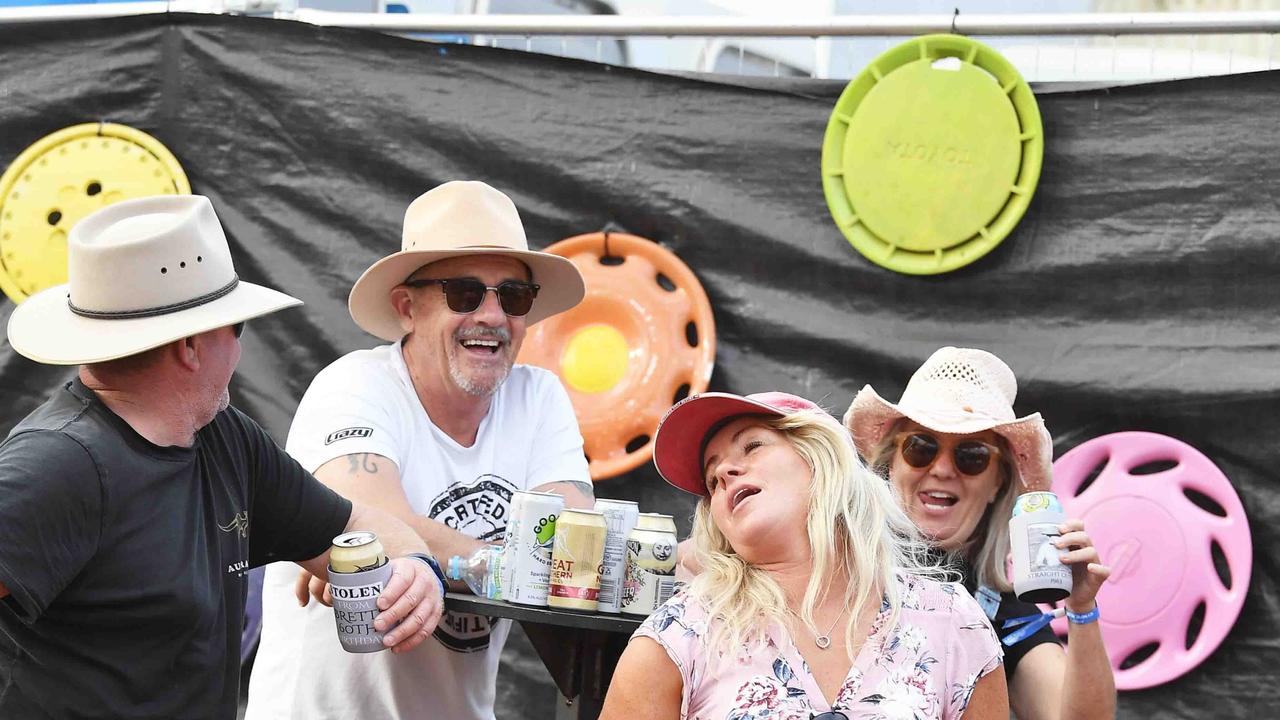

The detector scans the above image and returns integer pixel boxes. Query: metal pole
[0,0,231,24]
[282,11,1280,37]
[6,6,1280,36]
[0,1,171,23]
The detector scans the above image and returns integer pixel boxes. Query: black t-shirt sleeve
[238,414,352,567]
[994,590,1062,678]
[0,431,102,622]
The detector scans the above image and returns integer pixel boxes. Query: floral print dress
[632,573,1002,720]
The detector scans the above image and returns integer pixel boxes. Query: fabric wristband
[1066,604,1100,625]
[405,553,448,599]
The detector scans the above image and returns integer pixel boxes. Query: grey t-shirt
[0,378,352,719]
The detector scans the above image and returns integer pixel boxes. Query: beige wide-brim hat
[347,181,585,342]
[843,347,1054,490]
[7,195,301,366]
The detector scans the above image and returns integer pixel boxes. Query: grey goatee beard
[450,326,513,397]
[450,363,511,397]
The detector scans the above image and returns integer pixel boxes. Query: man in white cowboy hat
[246,180,594,720]
[0,195,448,720]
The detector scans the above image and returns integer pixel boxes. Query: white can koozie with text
[328,531,395,654]
[1009,491,1073,604]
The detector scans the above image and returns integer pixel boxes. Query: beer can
[621,520,678,617]
[594,499,640,614]
[328,531,393,654]
[548,509,607,611]
[502,490,564,606]
[635,512,677,535]
[330,530,387,573]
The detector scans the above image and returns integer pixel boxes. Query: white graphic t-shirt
[245,342,589,720]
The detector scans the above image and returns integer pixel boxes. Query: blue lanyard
[974,584,1002,621]
[1001,607,1065,646]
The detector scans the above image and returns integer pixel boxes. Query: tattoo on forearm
[540,481,594,502]
[347,453,379,475]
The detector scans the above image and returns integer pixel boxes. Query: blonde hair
[687,409,940,662]
[868,420,1020,593]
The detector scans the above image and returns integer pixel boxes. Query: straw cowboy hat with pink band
[843,347,1054,490]
[654,391,825,496]
[346,180,585,341]
[7,195,301,366]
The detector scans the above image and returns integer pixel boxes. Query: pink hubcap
[1047,431,1251,690]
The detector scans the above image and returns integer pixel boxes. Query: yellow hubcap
[0,123,190,303]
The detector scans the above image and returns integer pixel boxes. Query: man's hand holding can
[375,555,446,655]
[305,531,447,655]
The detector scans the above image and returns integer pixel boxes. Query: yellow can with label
[548,509,607,611]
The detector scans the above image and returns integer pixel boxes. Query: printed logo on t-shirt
[427,474,515,543]
[325,426,374,445]
[428,474,516,653]
[218,510,250,576]
[218,510,250,538]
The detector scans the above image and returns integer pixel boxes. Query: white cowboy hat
[7,195,301,365]
[843,347,1054,490]
[347,181,585,342]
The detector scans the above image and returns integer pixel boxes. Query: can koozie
[329,561,395,653]
[1009,491,1072,603]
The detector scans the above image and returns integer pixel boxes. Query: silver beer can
[593,499,640,614]
[502,490,565,606]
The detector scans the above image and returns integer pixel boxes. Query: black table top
[444,593,644,634]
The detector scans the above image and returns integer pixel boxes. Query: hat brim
[7,280,302,365]
[844,385,1054,491]
[347,248,586,342]
[653,393,793,497]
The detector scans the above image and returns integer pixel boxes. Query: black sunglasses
[896,431,1000,476]
[403,277,540,317]
[232,321,247,339]
[812,711,850,720]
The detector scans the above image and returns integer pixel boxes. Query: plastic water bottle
[1009,491,1072,603]
[447,544,504,600]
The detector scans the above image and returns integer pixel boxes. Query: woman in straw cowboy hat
[845,347,1115,720]
[602,391,1007,720]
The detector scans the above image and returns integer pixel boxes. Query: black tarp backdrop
[1,13,1277,718]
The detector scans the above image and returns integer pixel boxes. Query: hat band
[898,403,1012,426]
[67,276,240,320]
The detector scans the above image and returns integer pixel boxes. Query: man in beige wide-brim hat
[0,195,448,720]
[247,181,595,720]
[346,180,585,341]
